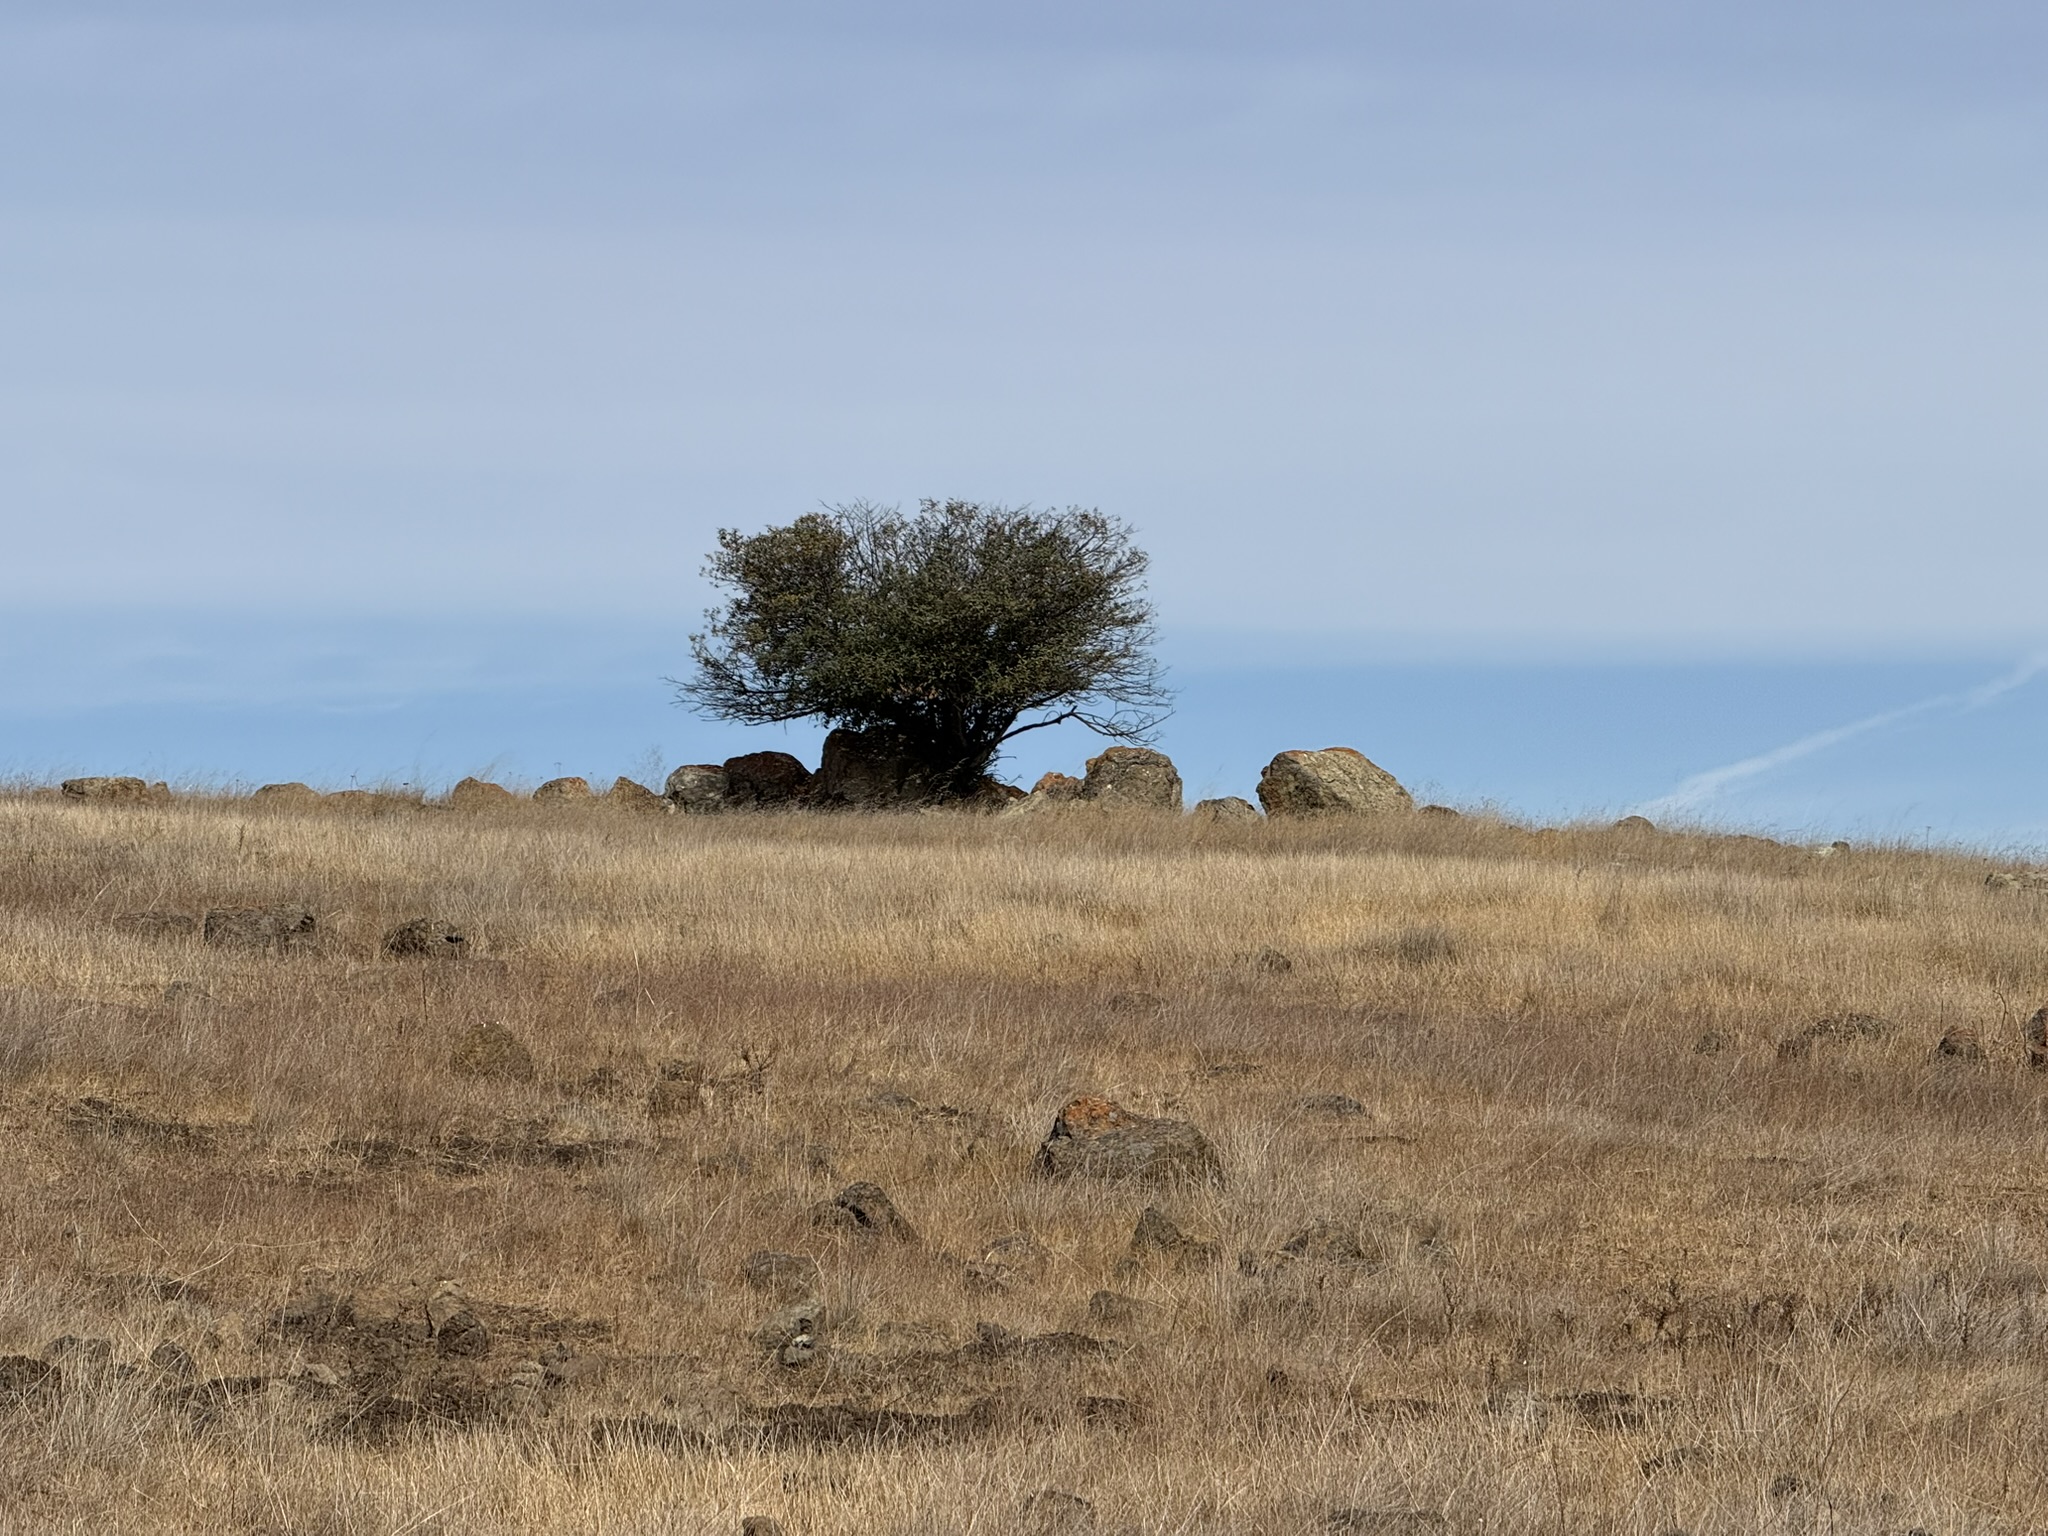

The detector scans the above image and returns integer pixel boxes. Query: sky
[5,3,2046,838]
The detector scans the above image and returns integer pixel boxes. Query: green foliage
[680,500,1169,794]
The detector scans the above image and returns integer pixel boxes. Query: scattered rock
[1192,796,1261,823]
[1295,1093,1368,1118]
[1935,1027,1985,1063]
[1256,748,1412,817]
[743,1251,822,1300]
[532,777,593,803]
[449,1021,537,1082]
[1640,1443,1710,1476]
[723,752,813,808]
[1562,1388,1656,1430]
[1078,747,1182,811]
[163,980,212,1005]
[1417,804,1460,818]
[63,1097,207,1146]
[42,1335,112,1367]
[1613,815,1656,833]
[731,1398,993,1450]
[249,782,321,809]
[1254,946,1294,974]
[1017,1489,1096,1535]
[2027,1007,2048,1072]
[202,905,318,953]
[661,765,727,814]
[1036,1095,1223,1185]
[605,777,669,813]
[115,910,198,941]
[1692,1031,1729,1055]
[382,917,469,960]
[741,1520,788,1536]
[1123,1206,1220,1272]
[448,776,517,810]
[61,776,153,803]
[810,1181,917,1242]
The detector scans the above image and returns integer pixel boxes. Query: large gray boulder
[1078,748,1182,812]
[664,764,728,813]
[1257,748,1411,817]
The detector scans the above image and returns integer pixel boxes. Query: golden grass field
[5,788,2048,1534]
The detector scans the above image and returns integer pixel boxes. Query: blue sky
[5,4,2046,836]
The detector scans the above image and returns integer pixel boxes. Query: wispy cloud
[1634,654,2048,819]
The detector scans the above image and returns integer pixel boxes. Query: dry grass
[4,791,2048,1533]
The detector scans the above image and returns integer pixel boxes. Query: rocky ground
[3,791,2048,1533]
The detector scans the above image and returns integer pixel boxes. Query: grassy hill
[2,791,2045,1533]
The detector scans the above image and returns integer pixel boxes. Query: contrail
[1634,654,2048,819]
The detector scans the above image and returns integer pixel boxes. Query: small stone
[1613,815,1656,833]
[1017,1488,1096,1535]
[2026,1007,2048,1072]
[1254,946,1294,974]
[1087,1290,1143,1327]
[1280,1219,1382,1267]
[741,1519,787,1536]
[148,1341,196,1382]
[0,1355,61,1407]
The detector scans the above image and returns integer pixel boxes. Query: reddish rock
[1035,1095,1222,1185]
[723,752,814,808]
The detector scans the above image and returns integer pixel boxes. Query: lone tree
[679,500,1170,799]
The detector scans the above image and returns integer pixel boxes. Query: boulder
[1256,748,1412,818]
[1193,796,1261,823]
[664,764,728,814]
[1079,748,1181,811]
[202,905,318,953]
[604,777,669,813]
[815,727,932,808]
[532,777,592,804]
[1613,815,1656,833]
[723,752,813,808]
[382,918,469,960]
[249,782,321,809]
[448,777,516,810]
[1035,1095,1222,1185]
[60,776,152,803]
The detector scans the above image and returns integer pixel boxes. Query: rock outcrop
[815,727,930,808]
[604,777,669,813]
[532,777,592,804]
[448,777,516,811]
[1193,796,1261,823]
[1078,748,1181,811]
[723,752,813,808]
[1035,1095,1222,1185]
[250,782,321,809]
[1256,748,1412,817]
[1029,772,1084,804]
[61,776,154,803]
[664,764,728,814]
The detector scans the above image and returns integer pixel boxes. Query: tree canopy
[679,499,1170,797]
